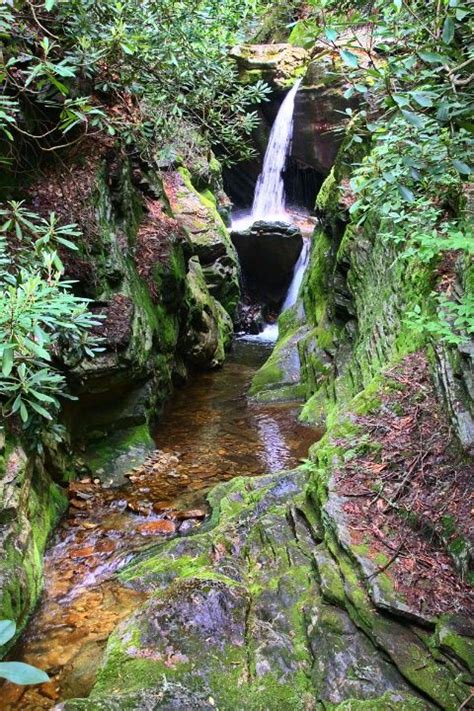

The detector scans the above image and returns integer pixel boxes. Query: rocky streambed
[1,341,318,710]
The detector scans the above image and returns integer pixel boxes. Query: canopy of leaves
[1,0,271,170]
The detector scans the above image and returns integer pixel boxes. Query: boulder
[180,257,233,369]
[230,220,303,309]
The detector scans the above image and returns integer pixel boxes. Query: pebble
[137,519,176,536]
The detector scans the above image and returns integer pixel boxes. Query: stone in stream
[60,469,472,711]
[137,519,176,536]
[230,221,303,309]
[178,519,202,536]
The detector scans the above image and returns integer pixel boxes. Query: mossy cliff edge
[60,128,473,708]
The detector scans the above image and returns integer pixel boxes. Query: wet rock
[291,58,357,175]
[161,168,240,317]
[69,498,89,510]
[137,519,177,536]
[175,509,206,520]
[230,221,303,309]
[70,546,96,559]
[178,519,202,536]
[229,44,308,89]
[180,257,233,369]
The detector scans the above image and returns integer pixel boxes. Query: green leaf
[0,620,16,646]
[325,28,338,42]
[27,400,53,420]
[340,49,359,68]
[442,16,455,44]
[411,92,433,108]
[398,185,416,202]
[20,403,28,423]
[0,661,49,685]
[401,109,425,128]
[23,338,51,361]
[29,389,55,403]
[418,51,450,64]
[452,160,471,174]
[2,347,13,377]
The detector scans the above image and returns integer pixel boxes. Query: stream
[2,340,320,710]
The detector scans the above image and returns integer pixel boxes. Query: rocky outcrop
[0,149,240,629]
[231,221,303,310]
[29,153,240,481]
[0,435,67,633]
[180,257,233,369]
[161,168,240,318]
[292,58,357,174]
[229,43,308,88]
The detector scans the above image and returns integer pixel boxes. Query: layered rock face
[229,44,308,88]
[0,438,67,625]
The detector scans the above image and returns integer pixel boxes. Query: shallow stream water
[2,340,319,710]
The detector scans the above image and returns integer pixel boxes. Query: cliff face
[60,115,474,709]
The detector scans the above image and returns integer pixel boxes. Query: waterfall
[242,237,310,344]
[282,239,310,311]
[251,79,302,222]
[235,78,312,344]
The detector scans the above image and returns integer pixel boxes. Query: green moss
[83,424,154,481]
[0,441,68,640]
[332,693,428,710]
[435,616,474,674]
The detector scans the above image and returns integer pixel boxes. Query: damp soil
[2,340,320,710]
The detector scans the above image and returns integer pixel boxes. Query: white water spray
[250,79,302,222]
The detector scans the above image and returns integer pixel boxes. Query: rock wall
[0,436,67,632]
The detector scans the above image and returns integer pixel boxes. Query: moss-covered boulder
[62,460,472,710]
[180,257,233,369]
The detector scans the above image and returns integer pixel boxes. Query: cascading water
[251,79,302,222]
[282,239,310,311]
[238,79,311,343]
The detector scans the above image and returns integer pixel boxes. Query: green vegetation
[0,201,102,443]
[0,620,49,685]
[1,0,271,172]
[295,0,473,344]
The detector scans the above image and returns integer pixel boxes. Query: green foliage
[0,620,49,686]
[1,0,270,166]
[300,0,473,345]
[0,202,103,440]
